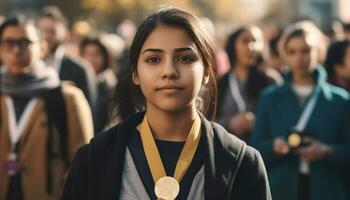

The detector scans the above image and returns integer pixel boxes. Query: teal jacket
[251,66,350,200]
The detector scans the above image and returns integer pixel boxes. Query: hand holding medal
[287,131,303,149]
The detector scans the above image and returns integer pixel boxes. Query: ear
[132,71,140,85]
[203,68,210,85]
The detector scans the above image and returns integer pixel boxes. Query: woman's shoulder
[89,124,122,147]
[209,121,269,192]
[61,82,86,101]
[88,113,144,148]
[209,121,262,165]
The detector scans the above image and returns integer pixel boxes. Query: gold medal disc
[155,176,180,200]
[288,133,301,148]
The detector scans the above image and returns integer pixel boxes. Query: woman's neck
[335,76,350,89]
[292,71,314,86]
[233,64,250,80]
[145,105,198,142]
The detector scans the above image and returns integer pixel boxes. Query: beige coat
[0,83,94,200]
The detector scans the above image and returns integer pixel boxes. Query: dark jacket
[216,68,278,142]
[62,112,271,200]
[59,56,96,106]
[251,66,350,200]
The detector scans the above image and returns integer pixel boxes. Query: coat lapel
[20,98,44,145]
[91,113,143,200]
[201,117,242,200]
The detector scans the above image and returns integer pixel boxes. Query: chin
[153,101,193,114]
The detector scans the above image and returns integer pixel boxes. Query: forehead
[141,25,198,51]
[285,36,309,49]
[1,25,29,40]
[38,16,58,28]
[237,30,255,40]
[83,43,101,52]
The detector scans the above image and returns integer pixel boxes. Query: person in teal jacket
[251,22,350,200]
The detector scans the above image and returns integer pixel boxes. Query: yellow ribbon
[139,113,201,183]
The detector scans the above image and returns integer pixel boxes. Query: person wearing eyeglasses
[0,16,93,200]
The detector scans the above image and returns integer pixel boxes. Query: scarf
[0,61,60,97]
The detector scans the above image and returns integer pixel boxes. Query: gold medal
[155,176,180,200]
[288,132,301,148]
[139,113,201,198]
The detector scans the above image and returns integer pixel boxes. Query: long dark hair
[223,27,270,104]
[324,40,350,79]
[112,7,217,120]
[225,27,248,68]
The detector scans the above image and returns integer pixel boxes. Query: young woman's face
[133,25,208,113]
[234,30,258,68]
[82,43,104,74]
[284,35,317,75]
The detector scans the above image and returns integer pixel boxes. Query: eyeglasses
[0,39,33,51]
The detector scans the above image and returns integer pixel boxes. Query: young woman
[80,36,118,133]
[63,7,271,200]
[251,23,350,200]
[216,26,280,142]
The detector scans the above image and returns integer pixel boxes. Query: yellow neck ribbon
[139,113,202,183]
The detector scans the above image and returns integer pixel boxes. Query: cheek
[345,56,350,69]
[235,44,245,58]
[284,55,296,66]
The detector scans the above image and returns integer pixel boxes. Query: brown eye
[145,57,160,63]
[286,49,295,55]
[177,55,194,63]
[302,48,311,54]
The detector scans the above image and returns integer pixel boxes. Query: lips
[156,85,184,92]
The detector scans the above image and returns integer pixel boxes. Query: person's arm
[63,84,94,161]
[62,145,89,200]
[250,92,288,167]
[319,99,350,168]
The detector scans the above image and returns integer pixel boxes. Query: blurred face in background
[81,43,104,74]
[335,46,350,80]
[37,16,66,54]
[0,24,41,75]
[283,35,317,76]
[234,29,261,68]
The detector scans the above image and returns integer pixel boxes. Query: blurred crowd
[0,5,349,200]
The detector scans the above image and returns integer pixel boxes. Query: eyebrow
[142,47,197,54]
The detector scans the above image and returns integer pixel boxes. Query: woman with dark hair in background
[324,40,350,92]
[80,36,118,133]
[324,39,350,200]
[216,26,280,142]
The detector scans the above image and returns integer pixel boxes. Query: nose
[161,59,178,79]
[12,44,24,55]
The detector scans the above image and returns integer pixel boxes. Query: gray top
[217,77,248,128]
[119,148,205,200]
